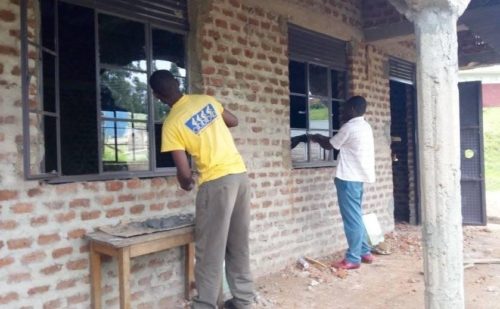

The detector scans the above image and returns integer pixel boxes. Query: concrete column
[388,1,470,308]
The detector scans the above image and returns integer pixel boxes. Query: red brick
[106,207,124,218]
[118,194,135,202]
[0,220,18,230]
[10,65,20,76]
[55,183,78,194]
[106,180,123,191]
[0,292,19,305]
[0,189,18,201]
[69,198,90,208]
[0,256,14,268]
[56,278,77,290]
[31,215,48,227]
[55,210,76,223]
[150,203,165,211]
[52,247,72,259]
[66,258,88,270]
[0,45,18,57]
[21,250,46,264]
[130,204,145,214]
[10,202,33,214]
[27,187,43,197]
[127,178,142,189]
[96,195,114,206]
[43,299,61,309]
[81,210,101,221]
[28,285,50,295]
[8,272,31,283]
[0,10,15,22]
[41,264,62,275]
[67,228,86,239]
[7,237,33,249]
[38,233,61,245]
[67,293,89,305]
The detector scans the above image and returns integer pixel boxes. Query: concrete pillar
[388,0,470,308]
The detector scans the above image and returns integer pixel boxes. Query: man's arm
[222,109,238,127]
[171,150,195,191]
[310,134,334,150]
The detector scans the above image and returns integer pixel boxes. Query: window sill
[292,161,338,169]
[44,169,177,184]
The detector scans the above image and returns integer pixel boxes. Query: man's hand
[309,134,334,150]
[171,150,196,191]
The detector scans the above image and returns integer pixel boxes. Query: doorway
[390,80,418,223]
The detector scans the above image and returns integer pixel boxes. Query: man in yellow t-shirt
[149,70,254,309]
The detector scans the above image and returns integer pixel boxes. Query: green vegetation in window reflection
[309,100,328,120]
[103,144,148,163]
[100,69,148,115]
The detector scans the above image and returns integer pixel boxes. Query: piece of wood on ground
[463,258,500,266]
[304,256,328,270]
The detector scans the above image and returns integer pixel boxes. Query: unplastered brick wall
[0,2,196,308]
[1,0,398,308]
[196,0,394,275]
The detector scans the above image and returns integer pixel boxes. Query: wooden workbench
[86,226,195,309]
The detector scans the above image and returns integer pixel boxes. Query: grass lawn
[483,107,500,191]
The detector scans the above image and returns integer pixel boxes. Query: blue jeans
[335,177,371,264]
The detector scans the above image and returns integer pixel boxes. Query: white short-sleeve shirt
[330,116,375,183]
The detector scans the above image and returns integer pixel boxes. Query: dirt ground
[253,223,500,309]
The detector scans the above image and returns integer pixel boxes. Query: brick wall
[0,0,411,307]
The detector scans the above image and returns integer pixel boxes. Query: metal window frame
[289,58,348,169]
[21,0,187,182]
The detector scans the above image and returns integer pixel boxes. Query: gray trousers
[192,173,254,309]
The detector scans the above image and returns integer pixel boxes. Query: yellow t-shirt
[161,95,246,184]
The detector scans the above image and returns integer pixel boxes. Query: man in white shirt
[311,96,375,270]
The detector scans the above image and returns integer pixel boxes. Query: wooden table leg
[185,243,195,299]
[89,242,102,309]
[118,247,131,309]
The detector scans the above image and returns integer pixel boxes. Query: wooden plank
[185,243,195,299]
[92,242,119,257]
[118,247,131,309]
[89,243,102,309]
[129,233,194,257]
[86,226,194,248]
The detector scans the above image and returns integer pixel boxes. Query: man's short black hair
[149,70,178,97]
[347,95,367,116]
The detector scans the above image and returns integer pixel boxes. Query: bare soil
[253,223,500,309]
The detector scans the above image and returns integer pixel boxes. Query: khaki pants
[192,173,254,309]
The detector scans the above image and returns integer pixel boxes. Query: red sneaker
[332,259,360,270]
[361,254,375,264]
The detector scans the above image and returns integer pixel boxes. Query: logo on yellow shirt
[185,103,218,134]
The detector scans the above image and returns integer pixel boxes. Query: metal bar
[55,0,62,176]
[100,63,148,74]
[95,8,103,174]
[146,22,156,171]
[21,0,31,179]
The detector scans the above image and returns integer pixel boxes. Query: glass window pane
[289,61,306,94]
[100,70,148,120]
[155,123,175,168]
[99,14,146,70]
[309,64,328,97]
[309,130,331,162]
[331,70,346,99]
[152,28,186,73]
[290,95,307,129]
[291,129,308,162]
[332,100,341,130]
[40,0,55,50]
[154,98,170,122]
[102,120,149,172]
[309,98,329,130]
[59,1,98,176]
[42,51,56,112]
